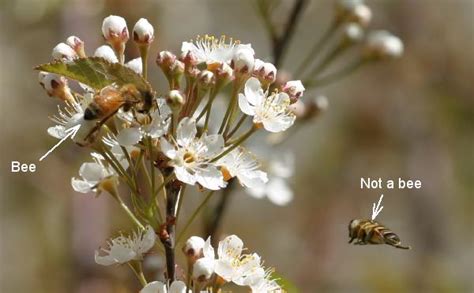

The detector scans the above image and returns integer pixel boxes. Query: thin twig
[272,0,309,68]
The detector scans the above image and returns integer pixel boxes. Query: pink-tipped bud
[181,50,199,68]
[253,59,277,86]
[102,15,129,44]
[133,18,154,45]
[198,70,215,89]
[52,43,78,61]
[170,60,185,77]
[183,236,205,263]
[282,80,305,103]
[38,71,74,103]
[94,45,118,63]
[156,51,177,70]
[66,36,85,57]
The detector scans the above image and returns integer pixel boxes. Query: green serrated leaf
[35,57,151,92]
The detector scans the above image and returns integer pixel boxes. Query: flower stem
[205,179,235,246]
[211,126,257,163]
[139,45,149,80]
[218,80,241,134]
[305,58,367,88]
[296,20,339,77]
[113,191,145,230]
[128,262,147,286]
[304,41,349,81]
[176,191,215,246]
[224,114,248,140]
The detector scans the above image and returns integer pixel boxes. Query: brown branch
[272,0,309,68]
[205,179,235,247]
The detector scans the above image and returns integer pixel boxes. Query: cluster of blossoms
[37,13,299,292]
[36,0,403,291]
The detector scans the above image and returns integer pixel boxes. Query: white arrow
[371,194,384,220]
[39,124,81,161]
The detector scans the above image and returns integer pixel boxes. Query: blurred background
[1,0,473,292]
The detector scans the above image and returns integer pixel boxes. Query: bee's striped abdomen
[348,219,411,250]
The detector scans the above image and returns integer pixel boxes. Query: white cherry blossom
[247,151,294,206]
[116,98,171,147]
[160,118,226,190]
[239,77,295,132]
[217,147,268,188]
[71,153,116,194]
[95,225,156,266]
[181,35,254,65]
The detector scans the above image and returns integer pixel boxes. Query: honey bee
[348,219,411,250]
[83,83,153,139]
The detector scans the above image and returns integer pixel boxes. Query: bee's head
[348,219,360,233]
[84,104,100,120]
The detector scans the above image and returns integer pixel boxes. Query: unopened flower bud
[171,60,185,76]
[215,62,233,87]
[52,43,78,61]
[253,59,277,86]
[183,236,205,263]
[94,45,118,63]
[156,51,177,74]
[335,0,372,27]
[365,30,404,59]
[133,18,154,45]
[193,258,214,282]
[102,15,129,44]
[342,23,364,44]
[282,80,305,103]
[198,70,215,89]
[304,95,329,119]
[38,71,74,103]
[125,57,142,74]
[232,46,255,74]
[66,36,86,57]
[166,90,185,111]
[181,51,199,69]
[187,67,201,80]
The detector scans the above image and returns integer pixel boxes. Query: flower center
[183,151,196,164]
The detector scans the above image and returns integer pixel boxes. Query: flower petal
[177,117,197,147]
[217,234,243,261]
[175,166,197,186]
[238,93,256,116]
[169,281,187,293]
[266,177,293,206]
[140,281,166,293]
[196,165,226,190]
[244,77,264,105]
[117,127,142,146]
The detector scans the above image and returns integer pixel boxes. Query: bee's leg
[348,237,355,244]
